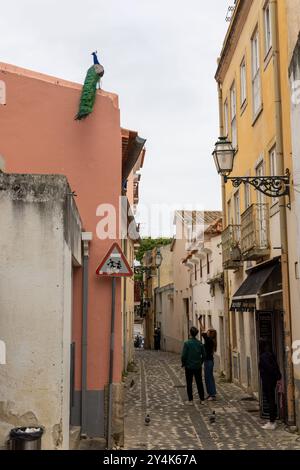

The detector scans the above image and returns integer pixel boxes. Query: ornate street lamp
[212,137,235,176]
[155,248,163,269]
[212,136,290,199]
[155,248,163,289]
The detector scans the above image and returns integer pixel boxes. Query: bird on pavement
[145,414,151,426]
[209,411,216,424]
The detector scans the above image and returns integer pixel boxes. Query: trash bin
[10,427,44,450]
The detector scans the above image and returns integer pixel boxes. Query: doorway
[256,310,285,421]
[183,298,190,339]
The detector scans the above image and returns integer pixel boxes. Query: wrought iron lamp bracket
[224,169,290,202]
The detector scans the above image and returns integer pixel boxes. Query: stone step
[69,425,81,450]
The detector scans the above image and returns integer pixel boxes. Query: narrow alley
[124,351,300,450]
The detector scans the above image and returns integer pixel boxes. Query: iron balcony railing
[221,224,242,270]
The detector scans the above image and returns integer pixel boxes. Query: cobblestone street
[124,350,300,450]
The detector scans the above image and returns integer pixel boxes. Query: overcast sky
[1,0,230,236]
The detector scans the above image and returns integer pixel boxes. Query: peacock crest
[75,51,104,121]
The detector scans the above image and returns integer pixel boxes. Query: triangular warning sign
[96,242,133,277]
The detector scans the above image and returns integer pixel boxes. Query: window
[200,259,203,278]
[244,182,251,209]
[230,82,237,148]
[264,2,272,54]
[240,58,247,106]
[251,29,262,117]
[270,147,277,204]
[227,199,232,225]
[234,190,241,225]
[194,264,197,281]
[234,190,241,240]
[256,162,264,204]
[224,99,229,137]
[207,254,210,275]
[256,161,268,247]
[0,80,6,105]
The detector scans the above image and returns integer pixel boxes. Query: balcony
[241,203,270,260]
[222,225,242,270]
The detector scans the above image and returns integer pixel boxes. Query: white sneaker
[262,421,277,430]
[200,401,205,405]
[184,401,194,406]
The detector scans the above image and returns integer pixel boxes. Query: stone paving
[124,350,300,450]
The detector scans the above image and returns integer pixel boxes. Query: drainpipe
[217,80,232,382]
[270,0,295,426]
[123,277,127,371]
[81,231,93,436]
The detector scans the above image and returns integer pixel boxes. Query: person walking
[199,319,217,401]
[154,327,161,350]
[259,338,282,430]
[181,326,206,405]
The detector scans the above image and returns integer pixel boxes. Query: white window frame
[240,57,247,106]
[270,146,278,204]
[256,161,267,247]
[251,28,262,118]
[234,190,241,226]
[224,99,229,137]
[230,82,237,149]
[0,81,6,105]
[256,161,264,204]
[244,182,251,210]
[264,2,272,55]
[227,199,232,225]
[234,190,241,241]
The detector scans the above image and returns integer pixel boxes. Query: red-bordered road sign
[96,242,133,277]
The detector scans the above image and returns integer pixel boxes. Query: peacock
[75,51,104,120]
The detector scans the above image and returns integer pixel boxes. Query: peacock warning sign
[96,242,133,277]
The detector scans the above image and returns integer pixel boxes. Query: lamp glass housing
[212,137,235,176]
[155,249,163,268]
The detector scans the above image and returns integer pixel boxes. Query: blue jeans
[204,359,216,397]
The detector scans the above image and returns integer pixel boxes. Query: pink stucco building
[0,62,145,443]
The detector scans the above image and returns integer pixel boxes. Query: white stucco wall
[0,174,82,449]
[191,233,225,372]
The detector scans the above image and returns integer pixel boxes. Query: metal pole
[270,0,295,425]
[81,254,89,436]
[107,276,116,449]
[81,234,92,437]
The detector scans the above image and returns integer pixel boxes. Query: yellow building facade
[216,0,298,426]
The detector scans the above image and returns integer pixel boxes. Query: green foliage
[136,237,173,263]
[75,65,100,120]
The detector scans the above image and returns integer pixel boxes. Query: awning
[230,263,278,312]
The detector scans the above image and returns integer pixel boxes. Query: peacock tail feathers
[75,62,104,121]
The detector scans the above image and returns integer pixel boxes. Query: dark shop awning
[230,263,278,312]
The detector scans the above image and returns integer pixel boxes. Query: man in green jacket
[181,326,206,405]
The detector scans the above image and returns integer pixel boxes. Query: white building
[183,215,225,373]
[0,173,82,449]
